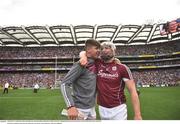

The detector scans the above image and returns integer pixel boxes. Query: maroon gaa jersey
[96,59,133,108]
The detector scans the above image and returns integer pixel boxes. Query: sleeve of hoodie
[60,62,84,108]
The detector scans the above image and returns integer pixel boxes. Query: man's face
[101,46,115,61]
[87,46,100,59]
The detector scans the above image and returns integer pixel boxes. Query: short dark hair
[85,39,101,49]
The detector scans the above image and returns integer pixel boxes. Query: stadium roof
[0,24,180,47]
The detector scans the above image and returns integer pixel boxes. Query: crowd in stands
[0,73,66,88]
[0,46,81,59]
[0,65,72,70]
[0,60,179,71]
[0,69,179,88]
[132,69,180,86]
[127,60,180,67]
[116,41,179,56]
[0,40,179,59]
[0,40,179,88]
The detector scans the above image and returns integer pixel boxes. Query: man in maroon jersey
[80,41,142,120]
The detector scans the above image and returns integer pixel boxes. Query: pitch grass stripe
[0,88,180,120]
[0,97,42,98]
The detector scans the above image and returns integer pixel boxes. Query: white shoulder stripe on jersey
[61,83,71,107]
[122,78,130,82]
[123,64,133,80]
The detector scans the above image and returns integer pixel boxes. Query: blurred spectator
[3,82,9,94]
[33,83,39,93]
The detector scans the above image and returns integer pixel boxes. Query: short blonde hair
[101,41,116,51]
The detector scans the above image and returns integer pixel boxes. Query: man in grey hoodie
[60,39,101,120]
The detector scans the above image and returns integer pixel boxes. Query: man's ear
[113,49,116,56]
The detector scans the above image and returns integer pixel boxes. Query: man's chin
[101,56,112,61]
[92,56,99,59]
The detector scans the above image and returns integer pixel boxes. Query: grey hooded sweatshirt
[60,59,97,109]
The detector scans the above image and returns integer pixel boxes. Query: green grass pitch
[0,87,180,120]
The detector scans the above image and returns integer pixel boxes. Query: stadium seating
[0,40,179,88]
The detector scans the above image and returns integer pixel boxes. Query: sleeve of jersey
[60,63,83,108]
[121,64,133,82]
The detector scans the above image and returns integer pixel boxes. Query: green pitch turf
[0,87,180,120]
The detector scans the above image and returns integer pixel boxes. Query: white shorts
[99,104,127,120]
[77,106,96,120]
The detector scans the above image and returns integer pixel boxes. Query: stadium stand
[0,24,179,88]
